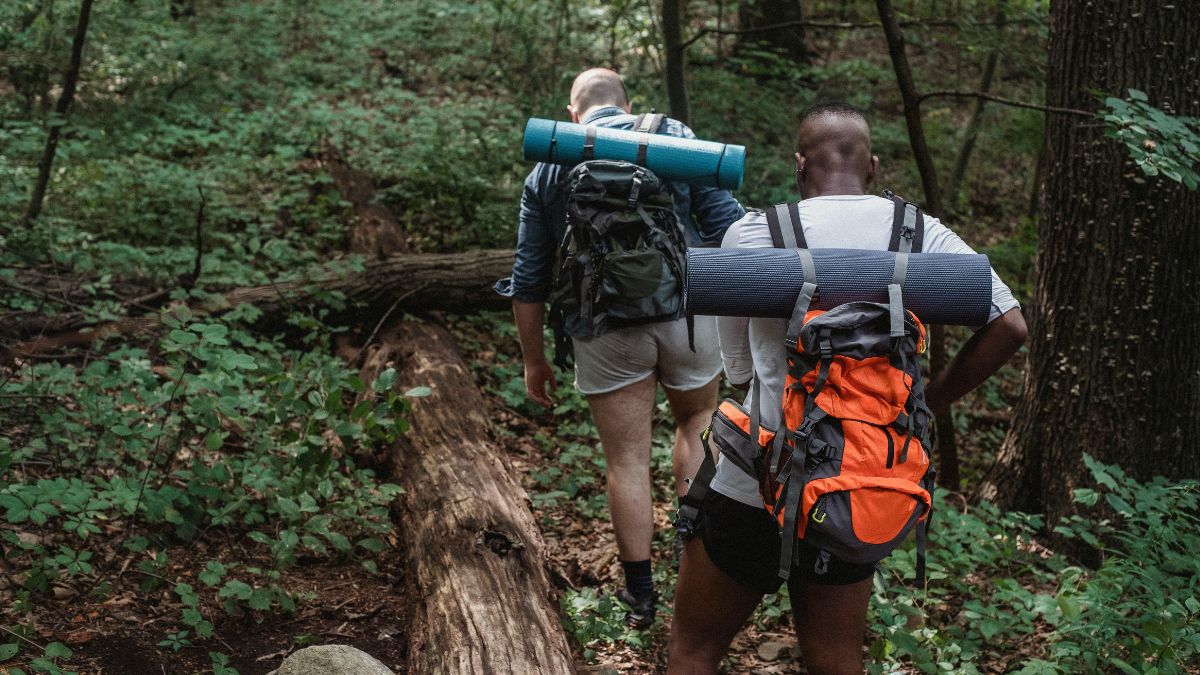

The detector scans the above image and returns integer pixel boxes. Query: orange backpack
[679,194,936,581]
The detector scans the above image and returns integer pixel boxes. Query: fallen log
[361,320,574,674]
[318,140,410,258]
[2,250,515,357]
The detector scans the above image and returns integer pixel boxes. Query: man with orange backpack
[667,103,1027,674]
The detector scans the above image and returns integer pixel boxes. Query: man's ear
[794,152,806,192]
[567,104,581,123]
[623,101,633,113]
[867,155,879,184]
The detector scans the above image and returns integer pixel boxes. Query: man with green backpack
[495,68,744,627]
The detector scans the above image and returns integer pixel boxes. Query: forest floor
[5,517,410,675]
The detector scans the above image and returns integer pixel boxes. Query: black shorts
[693,488,876,594]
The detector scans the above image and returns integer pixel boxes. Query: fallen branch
[917,90,1094,117]
[2,249,515,358]
[682,16,1038,48]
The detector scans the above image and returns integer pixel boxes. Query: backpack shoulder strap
[764,202,808,249]
[885,191,925,253]
[633,113,666,133]
[632,113,666,166]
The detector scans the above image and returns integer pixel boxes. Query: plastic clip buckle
[627,175,643,209]
[794,417,819,441]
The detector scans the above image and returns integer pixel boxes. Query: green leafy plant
[1101,89,1200,189]
[561,587,645,662]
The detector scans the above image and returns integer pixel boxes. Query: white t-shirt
[710,194,1021,507]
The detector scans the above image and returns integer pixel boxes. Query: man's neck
[802,172,869,199]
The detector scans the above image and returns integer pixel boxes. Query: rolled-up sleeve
[675,124,745,246]
[496,168,555,303]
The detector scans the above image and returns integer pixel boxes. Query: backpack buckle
[794,418,818,441]
[627,174,643,209]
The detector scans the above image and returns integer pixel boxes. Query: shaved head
[569,68,630,120]
[794,102,877,197]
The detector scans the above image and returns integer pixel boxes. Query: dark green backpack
[548,118,689,366]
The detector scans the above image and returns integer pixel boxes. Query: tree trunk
[1,250,515,356]
[979,3,1200,518]
[736,0,807,63]
[875,0,960,490]
[876,0,943,213]
[367,321,574,674]
[661,0,691,125]
[23,0,94,226]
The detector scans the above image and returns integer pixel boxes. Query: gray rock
[271,645,395,675]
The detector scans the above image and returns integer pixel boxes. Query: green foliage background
[2,0,1196,673]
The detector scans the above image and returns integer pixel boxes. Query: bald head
[794,103,877,197]
[569,68,630,121]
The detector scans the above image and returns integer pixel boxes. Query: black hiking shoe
[616,588,658,630]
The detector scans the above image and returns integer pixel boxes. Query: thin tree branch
[681,17,1037,48]
[23,0,96,225]
[918,90,1094,117]
[348,284,428,366]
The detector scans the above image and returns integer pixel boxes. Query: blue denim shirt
[496,106,745,304]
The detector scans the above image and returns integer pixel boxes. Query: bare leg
[791,577,873,675]
[586,374,658,561]
[667,537,763,674]
[663,376,720,496]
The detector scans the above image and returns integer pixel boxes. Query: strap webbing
[632,113,664,166]
[777,446,809,580]
[748,373,763,457]
[887,194,925,254]
[676,448,717,535]
[765,203,806,249]
[583,126,597,161]
[888,250,909,340]
[785,248,818,344]
[916,519,927,588]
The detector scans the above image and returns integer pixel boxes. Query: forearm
[717,315,753,386]
[925,308,1028,412]
[512,300,548,364]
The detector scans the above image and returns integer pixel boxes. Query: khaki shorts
[572,316,722,395]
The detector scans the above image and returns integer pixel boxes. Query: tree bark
[367,321,574,674]
[1,250,514,355]
[736,0,807,63]
[661,0,691,125]
[979,3,1200,515]
[875,0,960,490]
[23,0,94,226]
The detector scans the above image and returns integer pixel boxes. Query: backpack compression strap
[885,193,917,343]
[884,192,931,587]
[583,126,597,161]
[761,202,823,579]
[632,113,666,167]
[885,191,925,253]
[764,202,808,249]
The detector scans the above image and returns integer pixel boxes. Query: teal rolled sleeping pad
[523,118,745,191]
